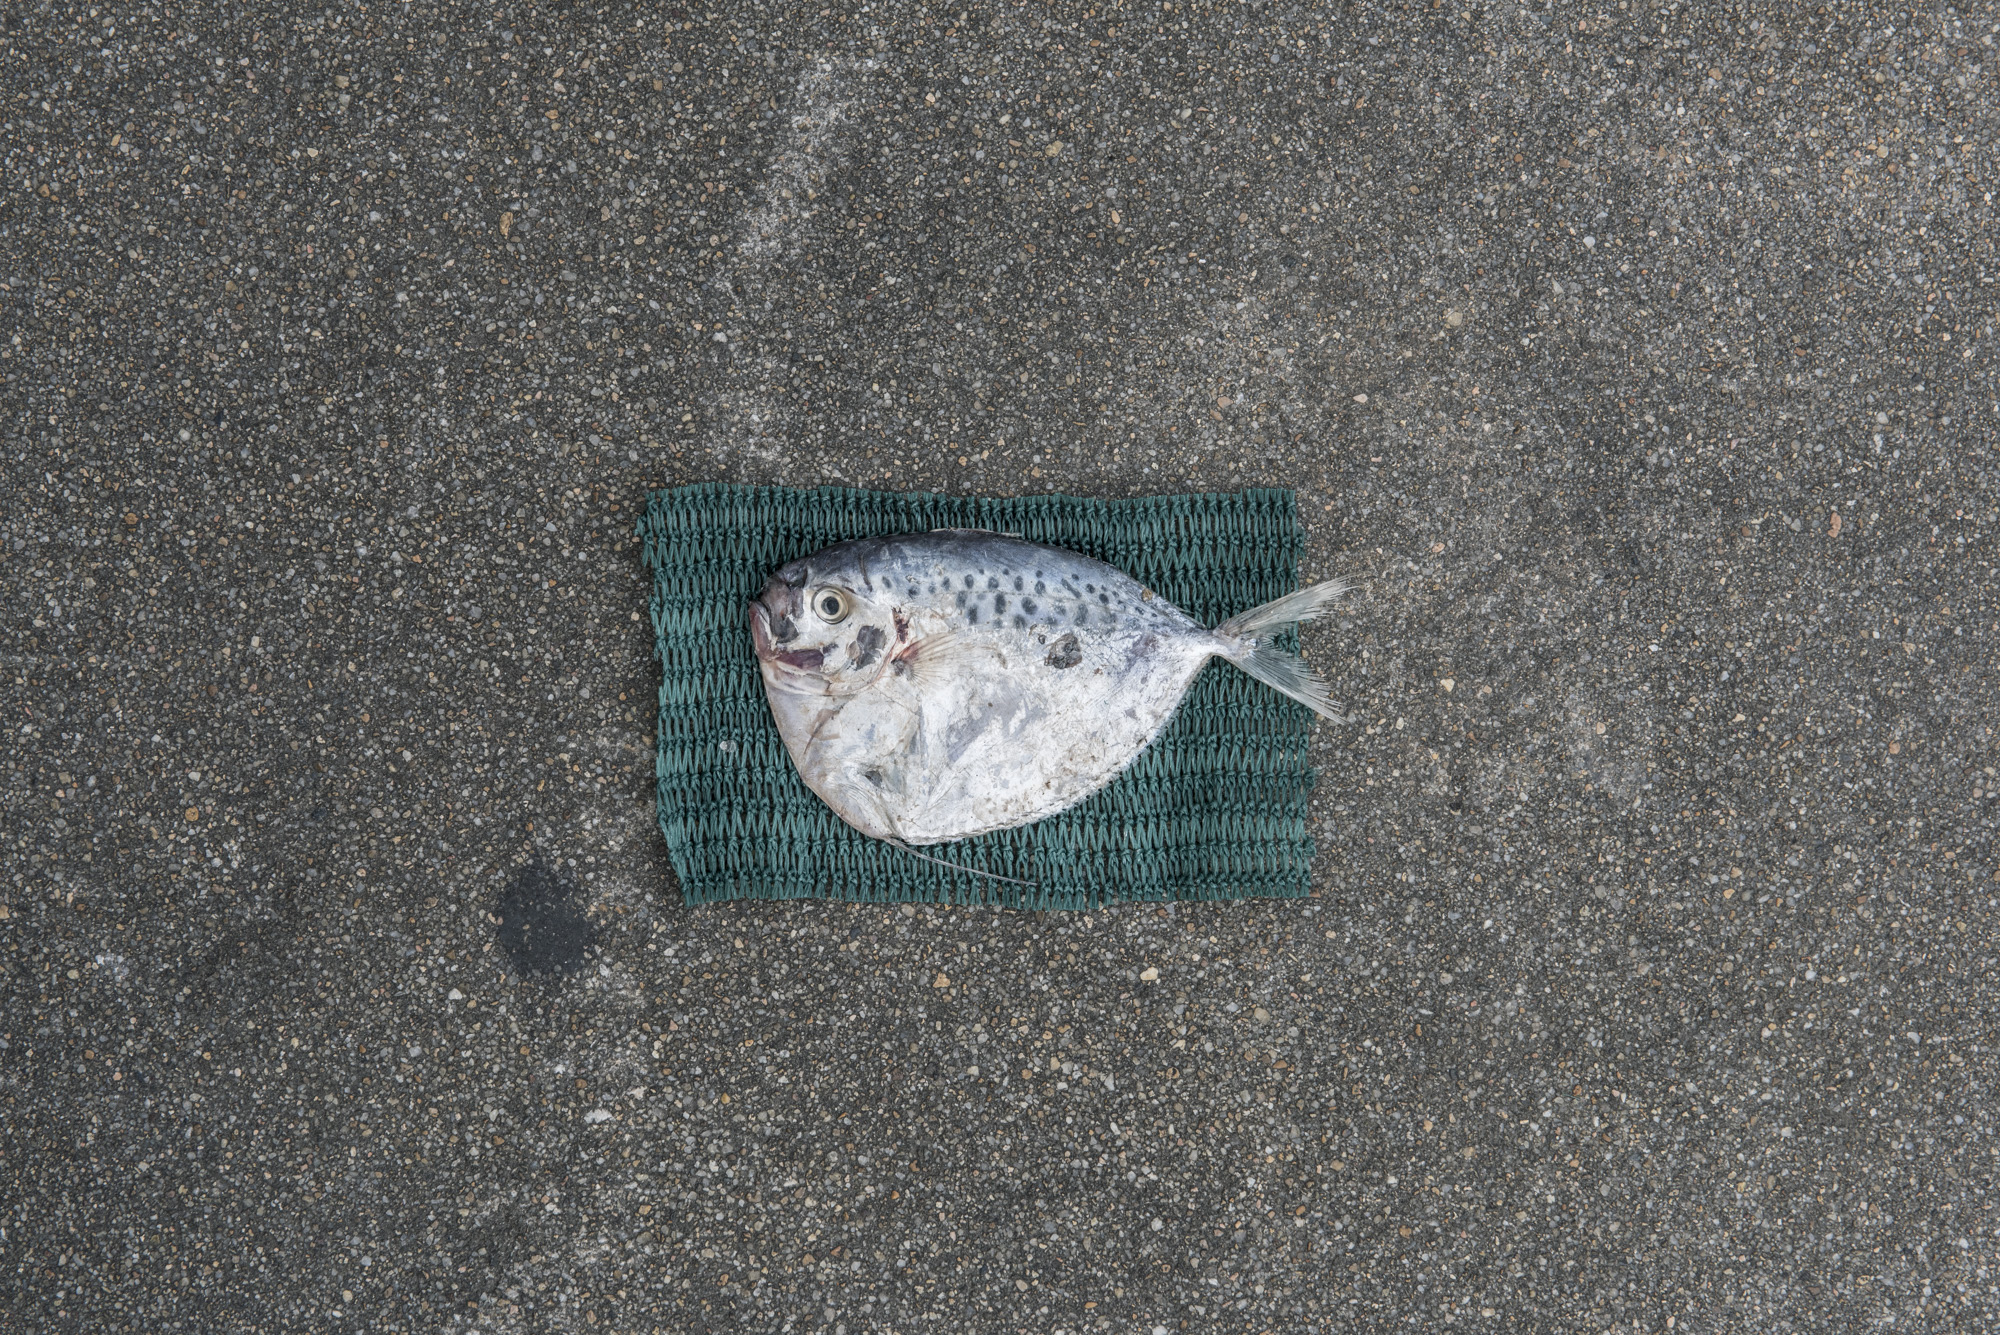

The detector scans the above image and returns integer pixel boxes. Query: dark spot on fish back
[1021,598,1038,615]
[1045,632,1083,670]
[987,576,1000,590]
[1013,575,1024,591]
[852,623,886,669]
[994,593,1008,614]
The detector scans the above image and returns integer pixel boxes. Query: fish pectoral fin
[890,629,1003,689]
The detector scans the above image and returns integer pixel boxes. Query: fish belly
[889,635,1210,844]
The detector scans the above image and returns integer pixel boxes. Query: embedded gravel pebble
[5,5,1997,1334]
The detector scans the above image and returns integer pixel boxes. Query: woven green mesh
[636,484,1318,910]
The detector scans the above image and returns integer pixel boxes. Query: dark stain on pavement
[494,858,596,979]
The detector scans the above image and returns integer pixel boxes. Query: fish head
[748,549,896,696]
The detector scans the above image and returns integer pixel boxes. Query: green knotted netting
[636,484,1319,910]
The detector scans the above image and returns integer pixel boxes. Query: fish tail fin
[1227,643,1341,720]
[1215,578,1354,721]
[1215,576,1355,638]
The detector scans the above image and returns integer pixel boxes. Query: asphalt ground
[4,4,1997,1333]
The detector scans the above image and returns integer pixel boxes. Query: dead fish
[748,529,1351,848]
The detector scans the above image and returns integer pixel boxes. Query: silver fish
[748,530,1349,847]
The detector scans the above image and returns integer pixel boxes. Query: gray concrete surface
[5,4,1997,1332]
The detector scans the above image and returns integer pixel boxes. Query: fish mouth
[748,587,829,685]
[749,576,802,655]
[747,600,778,661]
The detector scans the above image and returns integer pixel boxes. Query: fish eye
[812,588,852,623]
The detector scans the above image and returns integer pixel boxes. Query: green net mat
[636,484,1319,910]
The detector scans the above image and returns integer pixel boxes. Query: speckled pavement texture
[4,4,1997,1333]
